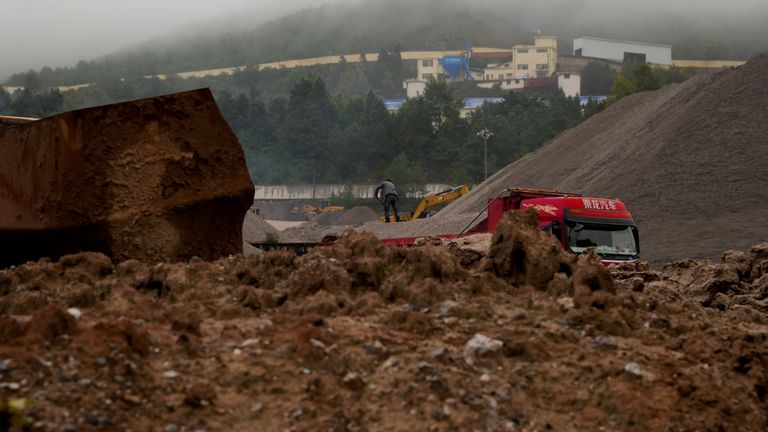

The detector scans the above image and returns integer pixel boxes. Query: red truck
[381,188,640,265]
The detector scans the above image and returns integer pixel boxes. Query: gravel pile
[316,206,378,226]
[438,54,768,265]
[242,208,281,243]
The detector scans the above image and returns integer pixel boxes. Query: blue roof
[579,96,608,106]
[384,99,406,111]
[463,97,504,109]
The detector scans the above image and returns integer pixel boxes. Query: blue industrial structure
[438,38,473,81]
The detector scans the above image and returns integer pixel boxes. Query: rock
[58,424,78,432]
[438,300,458,316]
[185,382,217,407]
[309,338,326,349]
[0,359,11,372]
[464,334,504,366]
[66,308,82,319]
[428,346,448,359]
[624,362,643,377]
[342,372,365,391]
[594,336,618,349]
[250,402,263,413]
[556,297,575,310]
[363,340,387,356]
[290,408,304,421]
[240,338,260,348]
[164,424,181,432]
[163,370,180,379]
[94,357,108,367]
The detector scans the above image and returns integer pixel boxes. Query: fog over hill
[0,0,354,80]
[3,0,768,83]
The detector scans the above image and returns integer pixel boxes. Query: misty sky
[0,0,343,79]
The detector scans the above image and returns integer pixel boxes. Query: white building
[557,73,581,98]
[573,36,672,65]
[403,79,427,98]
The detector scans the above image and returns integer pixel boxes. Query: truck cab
[476,188,639,265]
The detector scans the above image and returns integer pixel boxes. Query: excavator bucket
[0,88,254,267]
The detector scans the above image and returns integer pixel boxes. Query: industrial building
[416,36,558,82]
[573,36,672,65]
[481,36,558,80]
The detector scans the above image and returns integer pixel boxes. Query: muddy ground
[1,211,767,431]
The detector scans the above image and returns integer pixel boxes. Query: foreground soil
[1,212,767,431]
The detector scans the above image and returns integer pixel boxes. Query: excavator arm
[380,185,470,222]
[411,185,470,219]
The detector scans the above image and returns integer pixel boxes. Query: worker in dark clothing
[375,179,399,222]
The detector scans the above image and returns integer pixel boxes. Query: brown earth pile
[0,89,254,267]
[439,54,768,266]
[1,211,767,431]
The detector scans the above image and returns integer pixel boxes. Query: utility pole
[477,128,493,181]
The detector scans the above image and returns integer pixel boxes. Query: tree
[653,66,695,86]
[580,62,614,95]
[21,70,43,92]
[0,88,10,113]
[632,63,661,92]
[611,75,639,100]
[384,152,426,196]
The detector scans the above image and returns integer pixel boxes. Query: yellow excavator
[379,185,470,222]
[296,200,345,220]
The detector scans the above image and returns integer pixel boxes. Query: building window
[422,73,433,80]
[517,49,529,54]
[517,64,529,70]
[506,73,513,78]
[564,73,571,79]
[536,48,548,53]
[536,64,548,70]
[422,59,434,68]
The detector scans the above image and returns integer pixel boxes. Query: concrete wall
[672,59,746,69]
[253,183,454,200]
[574,37,672,65]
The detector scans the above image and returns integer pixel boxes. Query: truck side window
[547,222,562,242]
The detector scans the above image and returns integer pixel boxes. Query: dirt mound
[0,89,254,267]
[439,55,768,266]
[1,217,767,430]
[316,206,379,226]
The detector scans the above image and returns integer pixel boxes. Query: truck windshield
[566,221,638,257]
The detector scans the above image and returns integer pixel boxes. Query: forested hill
[6,0,768,86]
